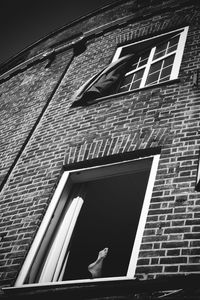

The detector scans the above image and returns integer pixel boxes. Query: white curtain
[38,196,84,283]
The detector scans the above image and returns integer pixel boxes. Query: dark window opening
[63,167,151,280]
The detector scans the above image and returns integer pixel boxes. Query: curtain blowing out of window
[71,54,135,106]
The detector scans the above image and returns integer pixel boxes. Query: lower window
[16,155,159,285]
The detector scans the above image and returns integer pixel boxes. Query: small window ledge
[3,274,200,299]
[73,78,180,107]
[2,278,136,299]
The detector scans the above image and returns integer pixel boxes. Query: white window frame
[113,27,188,91]
[15,154,160,287]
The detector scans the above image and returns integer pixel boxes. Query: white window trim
[170,27,188,79]
[140,46,155,88]
[15,154,160,287]
[113,26,188,90]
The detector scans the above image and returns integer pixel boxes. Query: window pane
[131,58,140,70]
[130,69,144,90]
[167,36,179,54]
[119,85,131,92]
[138,50,150,67]
[148,60,162,75]
[146,71,160,85]
[134,69,145,81]
[169,35,179,47]
[159,74,171,82]
[159,55,175,81]
[131,62,139,70]
[131,80,141,90]
[120,74,132,86]
[163,54,175,68]
[119,74,133,92]
[131,50,150,70]
[119,69,144,92]
[160,66,172,81]
[153,42,167,60]
[146,61,162,85]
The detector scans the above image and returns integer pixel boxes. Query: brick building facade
[0,0,200,299]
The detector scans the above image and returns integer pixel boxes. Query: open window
[15,155,159,286]
[72,27,188,106]
[113,27,188,92]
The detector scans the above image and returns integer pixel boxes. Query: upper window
[15,155,159,286]
[72,27,188,106]
[113,27,188,92]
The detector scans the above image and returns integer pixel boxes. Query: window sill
[76,78,180,107]
[3,274,200,299]
[3,277,136,299]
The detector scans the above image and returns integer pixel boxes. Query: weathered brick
[161,241,189,249]
[164,227,190,234]
[136,265,163,274]
[180,265,200,272]
[166,249,181,256]
[139,250,166,258]
[160,257,187,264]
[164,266,179,272]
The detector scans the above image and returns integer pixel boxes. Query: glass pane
[134,69,144,81]
[138,58,148,68]
[163,54,175,68]
[148,60,162,75]
[119,73,133,92]
[120,74,132,86]
[131,58,140,70]
[169,35,179,47]
[146,71,160,86]
[130,50,150,70]
[167,36,179,54]
[119,85,131,92]
[131,80,141,90]
[130,69,144,90]
[167,44,178,53]
[138,50,150,67]
[159,75,171,82]
[160,65,172,81]
[131,62,138,70]
[153,42,167,60]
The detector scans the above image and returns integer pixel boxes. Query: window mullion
[157,59,165,83]
[128,73,136,91]
[151,50,176,64]
[140,47,156,88]
[126,64,146,76]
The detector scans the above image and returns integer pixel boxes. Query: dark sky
[0,0,118,65]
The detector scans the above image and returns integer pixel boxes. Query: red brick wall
[0,0,200,291]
